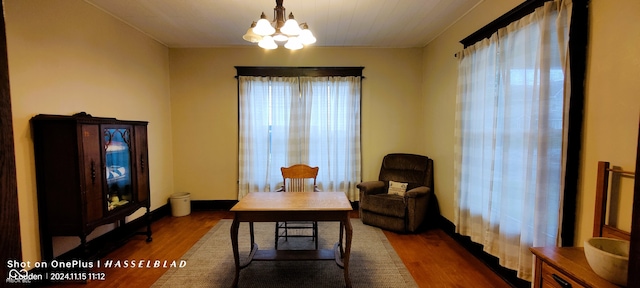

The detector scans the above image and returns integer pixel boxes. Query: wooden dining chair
[275,164,320,250]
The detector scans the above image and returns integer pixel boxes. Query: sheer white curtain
[302,76,362,200]
[454,0,572,281]
[238,77,297,198]
[238,76,361,200]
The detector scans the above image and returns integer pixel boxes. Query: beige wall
[7,0,639,266]
[5,0,174,262]
[578,0,640,243]
[169,47,426,200]
[422,0,640,246]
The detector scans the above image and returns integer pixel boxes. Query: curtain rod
[235,66,365,78]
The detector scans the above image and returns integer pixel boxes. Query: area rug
[152,219,418,288]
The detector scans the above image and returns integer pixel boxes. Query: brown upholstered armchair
[357,153,436,233]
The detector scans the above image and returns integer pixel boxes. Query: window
[236,67,363,201]
[454,0,575,281]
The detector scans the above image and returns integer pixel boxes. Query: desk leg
[339,221,345,256]
[230,217,240,288]
[249,222,255,247]
[343,215,353,288]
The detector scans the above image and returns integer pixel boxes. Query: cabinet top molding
[31,112,148,125]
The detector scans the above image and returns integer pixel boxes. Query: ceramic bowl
[583,237,630,286]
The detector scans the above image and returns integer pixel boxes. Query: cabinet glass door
[104,127,133,211]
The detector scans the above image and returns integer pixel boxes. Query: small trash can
[170,192,191,217]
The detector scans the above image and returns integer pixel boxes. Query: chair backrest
[379,153,433,191]
[281,164,319,192]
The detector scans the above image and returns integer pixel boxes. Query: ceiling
[84,0,483,48]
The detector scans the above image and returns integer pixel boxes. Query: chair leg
[314,221,318,250]
[275,222,278,250]
[284,222,288,241]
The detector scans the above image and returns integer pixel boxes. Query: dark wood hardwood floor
[46,211,512,288]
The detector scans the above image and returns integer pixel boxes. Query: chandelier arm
[272,6,276,24]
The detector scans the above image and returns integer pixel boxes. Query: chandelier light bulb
[281,13,301,36]
[242,22,262,43]
[284,36,303,50]
[253,13,275,36]
[258,35,278,49]
[299,25,316,45]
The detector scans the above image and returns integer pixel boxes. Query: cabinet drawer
[541,262,586,288]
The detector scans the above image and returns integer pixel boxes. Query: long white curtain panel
[454,0,573,281]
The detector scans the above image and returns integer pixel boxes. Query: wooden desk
[530,247,622,288]
[230,192,354,288]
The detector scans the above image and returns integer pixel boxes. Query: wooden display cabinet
[31,112,152,262]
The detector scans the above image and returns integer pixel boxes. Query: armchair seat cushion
[361,194,406,218]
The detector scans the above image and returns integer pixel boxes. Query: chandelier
[242,0,316,50]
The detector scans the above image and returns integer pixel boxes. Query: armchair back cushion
[379,153,433,191]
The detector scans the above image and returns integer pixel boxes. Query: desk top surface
[231,192,353,212]
[530,246,622,288]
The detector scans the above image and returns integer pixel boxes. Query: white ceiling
[84,0,483,48]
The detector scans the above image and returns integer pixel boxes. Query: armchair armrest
[405,186,431,198]
[356,181,386,195]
